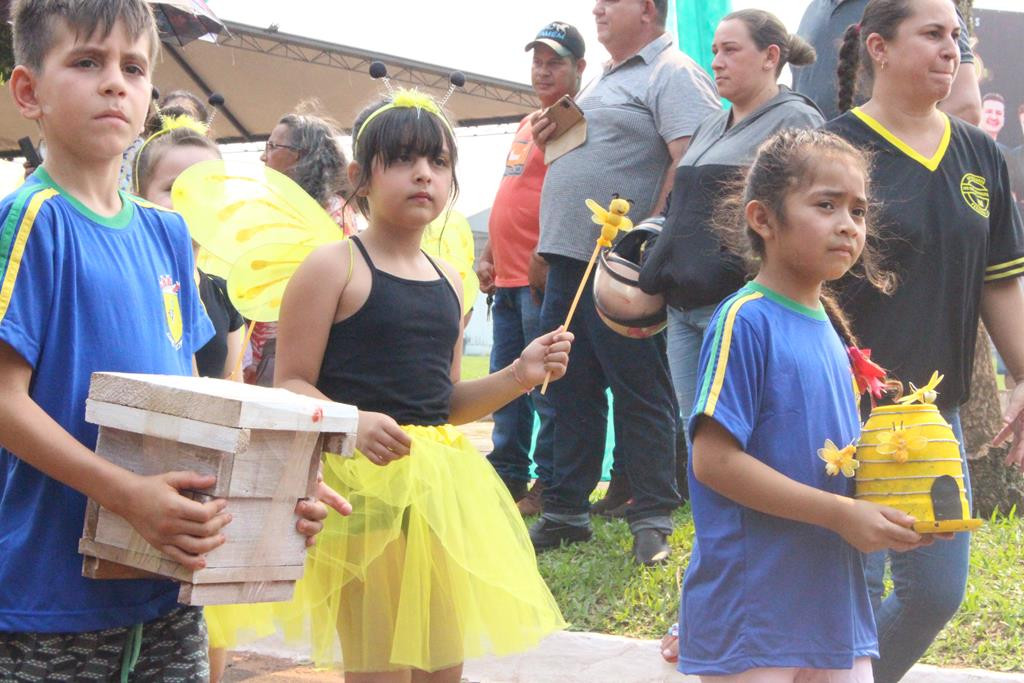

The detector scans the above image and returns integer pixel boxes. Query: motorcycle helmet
[592,216,666,338]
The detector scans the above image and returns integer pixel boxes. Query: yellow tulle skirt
[271,423,566,673]
[205,604,276,649]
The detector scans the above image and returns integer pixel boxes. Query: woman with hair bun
[827,0,1024,680]
[641,8,824,664]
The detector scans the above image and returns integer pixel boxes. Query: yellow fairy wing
[422,209,479,316]
[195,248,232,279]
[172,159,342,265]
[585,198,607,225]
[227,243,318,322]
[619,217,633,232]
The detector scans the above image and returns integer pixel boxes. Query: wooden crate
[78,372,358,605]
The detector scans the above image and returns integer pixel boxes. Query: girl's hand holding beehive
[356,411,412,466]
[118,471,231,570]
[832,499,931,554]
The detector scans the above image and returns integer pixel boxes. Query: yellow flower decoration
[159,113,209,136]
[876,427,928,463]
[818,439,860,478]
[896,371,943,405]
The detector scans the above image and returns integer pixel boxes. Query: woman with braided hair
[826,0,1024,680]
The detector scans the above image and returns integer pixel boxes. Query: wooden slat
[93,499,308,569]
[88,372,358,433]
[79,543,305,584]
[82,556,163,581]
[79,538,197,582]
[178,580,296,605]
[93,427,321,499]
[87,400,248,452]
[95,427,236,497]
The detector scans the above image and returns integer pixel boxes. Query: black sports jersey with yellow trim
[827,109,1024,410]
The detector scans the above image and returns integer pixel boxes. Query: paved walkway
[224,632,1024,682]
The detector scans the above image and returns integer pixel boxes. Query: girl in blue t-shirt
[680,129,932,681]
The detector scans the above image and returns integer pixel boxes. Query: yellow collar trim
[851,107,950,172]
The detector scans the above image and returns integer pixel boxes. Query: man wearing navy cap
[476,23,586,516]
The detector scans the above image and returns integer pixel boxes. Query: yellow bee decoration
[896,371,944,405]
[586,195,633,247]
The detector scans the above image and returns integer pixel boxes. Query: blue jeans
[666,304,718,450]
[486,286,553,485]
[539,255,679,529]
[865,409,971,683]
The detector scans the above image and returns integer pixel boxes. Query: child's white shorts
[700,656,873,683]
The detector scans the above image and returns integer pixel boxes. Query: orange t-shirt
[489,116,547,287]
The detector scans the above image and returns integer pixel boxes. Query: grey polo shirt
[538,33,720,263]
[792,0,974,122]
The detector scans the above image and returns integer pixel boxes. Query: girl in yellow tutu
[272,89,572,681]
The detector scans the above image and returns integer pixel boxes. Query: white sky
[207,0,1023,217]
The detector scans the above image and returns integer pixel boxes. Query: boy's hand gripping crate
[77,372,357,606]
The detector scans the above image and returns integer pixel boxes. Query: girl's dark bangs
[369,108,453,167]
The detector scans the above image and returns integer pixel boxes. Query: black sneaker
[529,517,593,551]
[633,528,670,566]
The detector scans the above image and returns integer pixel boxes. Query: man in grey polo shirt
[529,0,720,565]
[792,0,981,124]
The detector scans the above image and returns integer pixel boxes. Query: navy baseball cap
[525,22,585,60]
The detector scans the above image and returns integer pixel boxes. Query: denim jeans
[486,286,553,485]
[666,304,719,450]
[865,409,971,683]
[538,255,679,529]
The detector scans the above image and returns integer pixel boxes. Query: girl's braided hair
[836,0,915,113]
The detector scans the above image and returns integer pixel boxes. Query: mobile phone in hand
[541,95,584,140]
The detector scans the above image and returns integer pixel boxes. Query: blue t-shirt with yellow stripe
[0,168,213,633]
[679,282,876,675]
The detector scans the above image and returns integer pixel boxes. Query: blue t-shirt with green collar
[0,168,213,633]
[680,281,876,675]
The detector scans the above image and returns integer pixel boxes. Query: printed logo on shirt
[960,173,990,218]
[160,275,183,350]
[503,135,532,177]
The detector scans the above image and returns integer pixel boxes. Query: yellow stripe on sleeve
[704,292,763,416]
[0,188,58,321]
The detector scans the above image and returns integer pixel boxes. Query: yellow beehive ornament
[855,380,983,534]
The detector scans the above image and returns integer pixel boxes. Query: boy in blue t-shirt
[0,1,337,679]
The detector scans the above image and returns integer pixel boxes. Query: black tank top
[316,236,461,425]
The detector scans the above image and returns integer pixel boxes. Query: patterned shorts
[0,606,209,682]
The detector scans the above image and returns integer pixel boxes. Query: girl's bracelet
[509,358,534,394]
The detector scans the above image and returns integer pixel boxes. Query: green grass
[534,505,1024,672]
[461,354,489,381]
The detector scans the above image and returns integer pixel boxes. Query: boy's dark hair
[276,104,351,208]
[349,98,460,218]
[982,92,1005,105]
[722,9,817,77]
[714,128,896,345]
[836,0,915,113]
[11,0,159,72]
[135,126,220,197]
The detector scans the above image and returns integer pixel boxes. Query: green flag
[671,0,731,76]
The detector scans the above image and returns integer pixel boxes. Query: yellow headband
[354,88,454,156]
[133,114,210,194]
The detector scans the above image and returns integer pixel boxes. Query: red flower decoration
[848,346,887,399]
